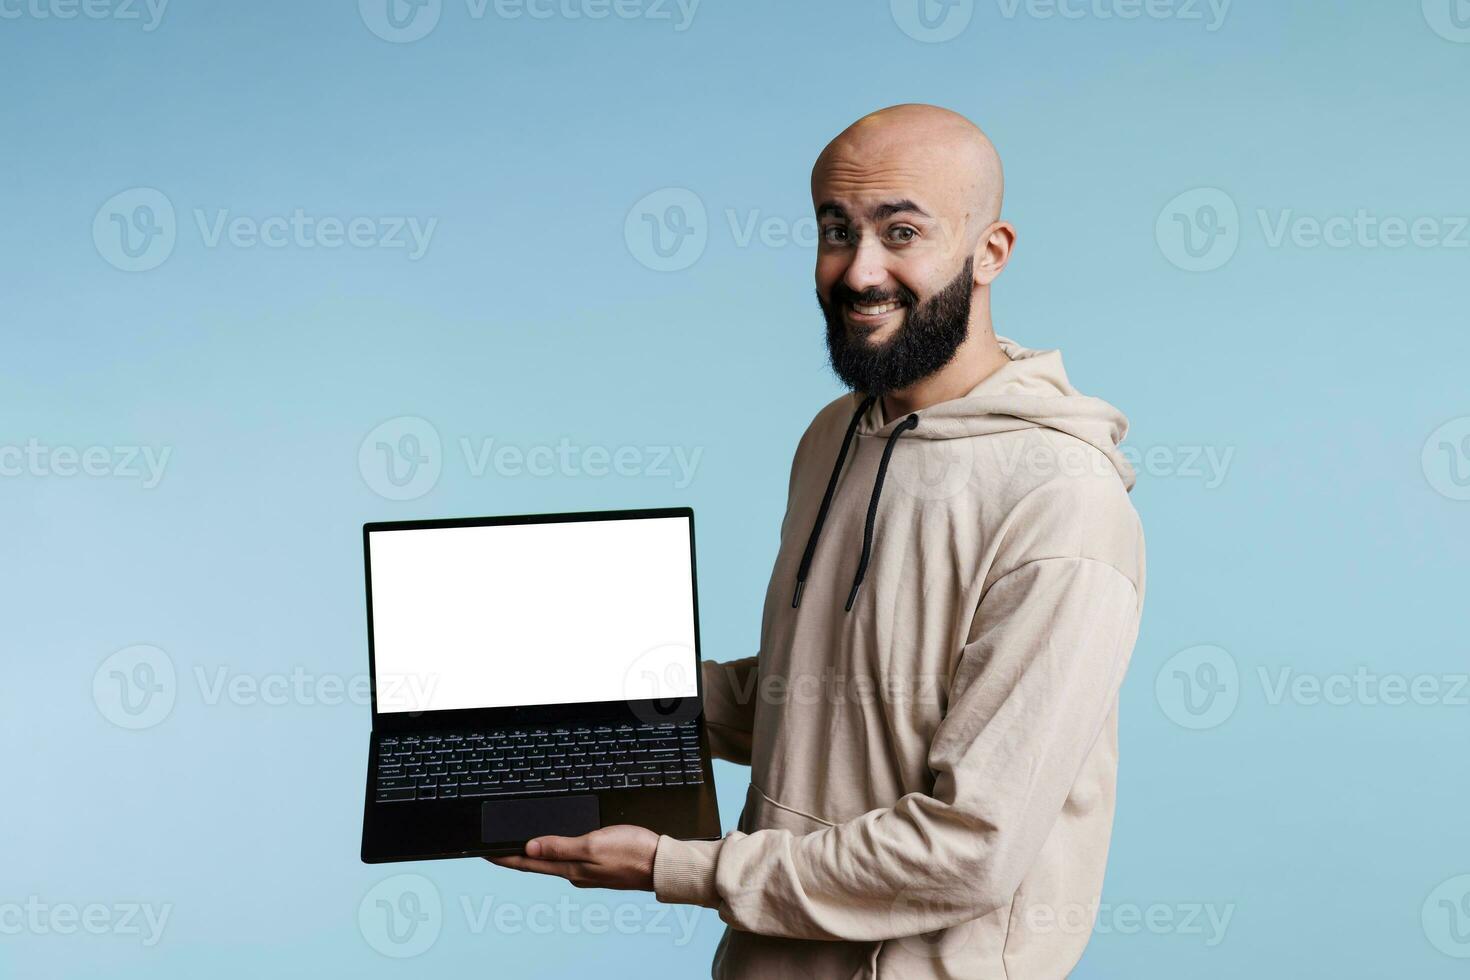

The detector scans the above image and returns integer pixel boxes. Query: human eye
[886,225,919,245]
[821,224,853,246]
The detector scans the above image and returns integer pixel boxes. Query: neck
[879,302,1009,421]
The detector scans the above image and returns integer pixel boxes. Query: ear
[972,221,1017,287]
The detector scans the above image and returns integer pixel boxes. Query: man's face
[812,166,976,395]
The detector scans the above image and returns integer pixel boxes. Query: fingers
[526,834,593,861]
[488,855,586,879]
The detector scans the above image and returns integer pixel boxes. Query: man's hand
[486,824,659,891]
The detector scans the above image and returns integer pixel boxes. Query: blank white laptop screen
[368,516,699,713]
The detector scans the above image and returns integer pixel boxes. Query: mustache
[829,281,919,308]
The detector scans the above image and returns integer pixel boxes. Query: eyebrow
[815,199,931,222]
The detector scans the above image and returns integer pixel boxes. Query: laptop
[359,507,722,863]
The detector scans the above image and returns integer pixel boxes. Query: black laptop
[359,507,721,863]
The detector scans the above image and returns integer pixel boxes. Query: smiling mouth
[846,299,905,321]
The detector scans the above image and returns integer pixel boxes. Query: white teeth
[852,301,900,316]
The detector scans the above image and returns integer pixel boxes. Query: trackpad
[481,795,600,843]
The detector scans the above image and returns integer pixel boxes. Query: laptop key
[377,788,416,802]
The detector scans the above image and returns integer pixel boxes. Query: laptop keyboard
[374,721,705,802]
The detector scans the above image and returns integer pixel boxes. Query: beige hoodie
[653,337,1146,979]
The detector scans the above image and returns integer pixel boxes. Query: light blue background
[2,0,1467,976]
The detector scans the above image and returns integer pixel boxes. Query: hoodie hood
[854,336,1136,490]
[792,336,1136,613]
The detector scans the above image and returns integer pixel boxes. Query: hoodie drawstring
[791,395,873,609]
[846,412,919,611]
[790,395,921,613]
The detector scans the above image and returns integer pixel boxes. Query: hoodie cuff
[652,835,722,908]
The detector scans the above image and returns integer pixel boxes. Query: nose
[841,238,891,297]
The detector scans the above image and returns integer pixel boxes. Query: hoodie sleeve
[700,657,758,766]
[653,555,1141,940]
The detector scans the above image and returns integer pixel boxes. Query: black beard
[818,257,974,396]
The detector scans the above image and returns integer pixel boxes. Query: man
[491,103,1146,979]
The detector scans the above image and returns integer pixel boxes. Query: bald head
[812,104,1004,234]
[810,105,1018,391]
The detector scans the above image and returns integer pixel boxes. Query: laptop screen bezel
[362,507,705,733]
